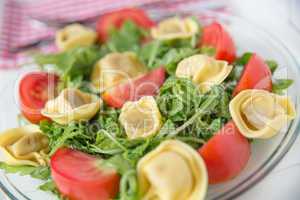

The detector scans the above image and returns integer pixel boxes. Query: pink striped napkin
[0,0,228,69]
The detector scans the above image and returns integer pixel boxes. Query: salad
[0,7,296,200]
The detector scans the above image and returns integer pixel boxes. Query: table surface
[0,0,300,199]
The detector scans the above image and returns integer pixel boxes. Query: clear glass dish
[0,8,299,200]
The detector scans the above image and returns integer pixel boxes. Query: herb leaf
[138,41,199,73]
[35,45,107,89]
[265,60,278,73]
[0,162,50,180]
[272,79,293,94]
[106,20,147,53]
[39,180,67,200]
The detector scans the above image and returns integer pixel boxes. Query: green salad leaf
[156,77,202,122]
[235,52,252,66]
[157,77,231,143]
[265,59,278,73]
[138,40,199,73]
[272,79,294,94]
[35,45,108,90]
[227,52,252,82]
[40,120,96,155]
[39,180,67,200]
[200,46,216,57]
[0,162,50,180]
[106,20,147,53]
[0,163,65,199]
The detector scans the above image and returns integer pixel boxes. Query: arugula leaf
[102,154,132,174]
[235,52,252,65]
[157,120,176,137]
[200,46,216,56]
[106,20,147,53]
[139,41,199,73]
[97,106,125,137]
[40,120,96,155]
[157,77,230,143]
[225,52,254,93]
[159,48,199,74]
[104,155,139,200]
[265,60,278,73]
[39,180,67,200]
[35,45,107,90]
[272,79,293,94]
[157,77,202,122]
[138,40,164,68]
[170,85,229,140]
[0,162,50,180]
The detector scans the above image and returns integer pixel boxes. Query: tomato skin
[96,8,155,42]
[21,108,48,124]
[199,22,236,63]
[233,53,272,96]
[19,72,59,124]
[102,67,166,108]
[51,148,120,200]
[199,121,251,184]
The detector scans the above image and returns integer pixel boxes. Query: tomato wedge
[199,121,251,184]
[19,72,58,124]
[102,67,166,108]
[51,148,120,200]
[233,53,272,96]
[96,8,155,42]
[199,22,236,63]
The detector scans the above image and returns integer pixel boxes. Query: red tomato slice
[96,8,155,42]
[232,53,272,96]
[199,121,251,184]
[102,67,166,108]
[199,22,236,63]
[51,148,120,200]
[19,72,59,124]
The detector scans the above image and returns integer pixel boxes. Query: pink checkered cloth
[0,0,228,69]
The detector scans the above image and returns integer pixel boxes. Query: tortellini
[41,88,102,124]
[55,24,97,51]
[0,125,49,166]
[151,17,198,40]
[176,54,233,92]
[91,52,147,92]
[119,96,162,139]
[229,89,296,139]
[137,140,208,200]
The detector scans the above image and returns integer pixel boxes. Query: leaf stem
[168,93,218,137]
[100,129,127,151]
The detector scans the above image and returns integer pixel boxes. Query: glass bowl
[0,9,299,200]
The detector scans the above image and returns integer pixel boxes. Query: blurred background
[0,0,299,68]
[0,0,299,199]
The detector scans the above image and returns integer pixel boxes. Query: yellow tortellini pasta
[119,96,162,139]
[229,89,296,139]
[0,125,49,166]
[41,88,102,124]
[55,24,97,51]
[176,54,233,92]
[151,17,198,40]
[91,52,147,92]
[137,140,208,200]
